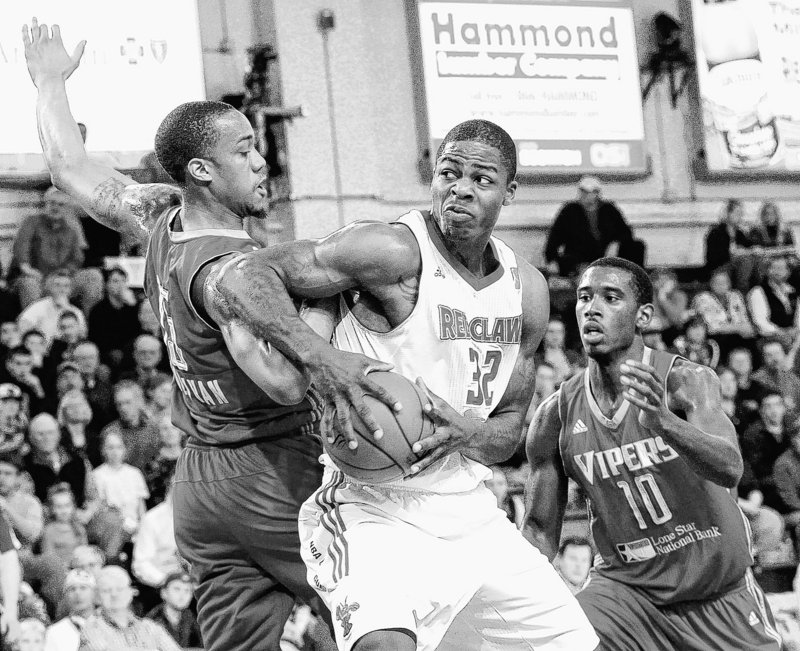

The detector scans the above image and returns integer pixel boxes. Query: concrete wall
[2,0,798,271]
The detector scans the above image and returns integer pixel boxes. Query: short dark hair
[47,482,75,507]
[154,101,238,183]
[57,311,79,324]
[558,536,593,556]
[436,119,517,181]
[102,266,128,283]
[7,346,31,360]
[584,257,654,305]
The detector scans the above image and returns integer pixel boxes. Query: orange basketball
[323,371,435,483]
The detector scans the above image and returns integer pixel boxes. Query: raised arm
[211,220,420,441]
[410,261,550,472]
[620,357,743,488]
[522,391,568,560]
[23,19,180,242]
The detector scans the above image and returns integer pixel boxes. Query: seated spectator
[92,432,149,538]
[41,363,86,418]
[68,546,105,586]
[670,317,721,369]
[57,391,101,469]
[19,581,50,626]
[146,378,172,425]
[41,485,88,567]
[22,330,48,376]
[535,317,581,385]
[40,312,85,394]
[69,343,113,432]
[18,617,46,651]
[135,303,170,374]
[100,382,160,471]
[9,188,85,310]
[555,536,593,596]
[748,255,800,348]
[774,426,800,548]
[691,266,755,360]
[750,201,795,249]
[144,420,183,509]
[133,478,180,591]
[79,566,179,650]
[753,339,800,415]
[1,321,21,358]
[728,347,762,423]
[120,336,171,403]
[0,346,45,418]
[645,268,691,346]
[717,366,744,432]
[17,271,86,350]
[145,572,202,650]
[544,176,644,277]
[87,268,140,373]
[740,392,791,514]
[44,569,97,651]
[524,362,557,428]
[0,384,27,460]
[705,199,753,288]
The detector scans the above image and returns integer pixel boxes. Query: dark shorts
[172,434,324,651]
[577,571,782,651]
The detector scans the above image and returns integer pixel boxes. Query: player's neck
[588,339,645,412]
[182,190,245,232]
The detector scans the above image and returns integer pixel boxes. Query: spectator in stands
[44,569,96,651]
[753,339,800,414]
[728,347,761,422]
[544,176,644,277]
[17,271,86,349]
[486,466,523,528]
[740,392,791,514]
[524,362,557,427]
[534,317,581,385]
[18,617,46,651]
[87,268,140,372]
[0,321,21,358]
[0,384,27,460]
[645,268,691,346]
[57,391,100,469]
[0,510,22,647]
[79,566,179,650]
[146,378,172,425]
[0,288,21,329]
[145,571,202,650]
[749,255,800,349]
[0,346,45,418]
[100,382,159,471]
[137,300,160,339]
[555,537,593,596]
[18,582,50,627]
[22,330,47,375]
[750,202,794,249]
[40,313,85,398]
[670,316,721,369]
[144,420,182,509]
[774,426,800,548]
[717,366,744,432]
[120,336,171,403]
[10,188,85,310]
[132,478,180,594]
[70,343,113,432]
[704,199,752,285]
[41,485,88,567]
[692,265,755,360]
[68,546,104,586]
[92,432,149,540]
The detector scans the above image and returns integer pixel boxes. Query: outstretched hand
[22,17,86,87]
[406,377,479,475]
[310,349,402,449]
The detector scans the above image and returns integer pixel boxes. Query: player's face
[430,141,516,244]
[559,545,592,586]
[204,112,269,219]
[576,267,651,357]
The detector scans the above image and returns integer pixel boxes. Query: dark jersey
[143,206,320,446]
[558,347,752,605]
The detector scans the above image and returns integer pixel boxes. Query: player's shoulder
[330,218,421,274]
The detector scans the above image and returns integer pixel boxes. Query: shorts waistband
[186,421,319,450]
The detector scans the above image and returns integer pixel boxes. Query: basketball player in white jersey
[212,120,598,650]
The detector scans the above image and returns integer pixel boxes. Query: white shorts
[299,466,598,651]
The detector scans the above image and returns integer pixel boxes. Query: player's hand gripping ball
[323,371,435,482]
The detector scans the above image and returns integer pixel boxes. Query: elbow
[718,452,744,489]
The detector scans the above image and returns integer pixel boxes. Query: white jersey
[331,209,523,493]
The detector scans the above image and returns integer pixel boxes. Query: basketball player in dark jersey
[23,19,396,650]
[523,257,781,650]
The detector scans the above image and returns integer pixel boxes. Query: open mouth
[582,322,604,341]
[444,205,471,217]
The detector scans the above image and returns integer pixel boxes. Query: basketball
[323,371,435,483]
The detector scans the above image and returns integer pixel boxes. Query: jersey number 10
[616,473,673,530]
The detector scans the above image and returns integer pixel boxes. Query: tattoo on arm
[89,178,181,237]
[90,178,127,231]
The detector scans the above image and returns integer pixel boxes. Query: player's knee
[352,628,416,651]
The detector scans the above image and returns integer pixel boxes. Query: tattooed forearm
[89,178,127,232]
